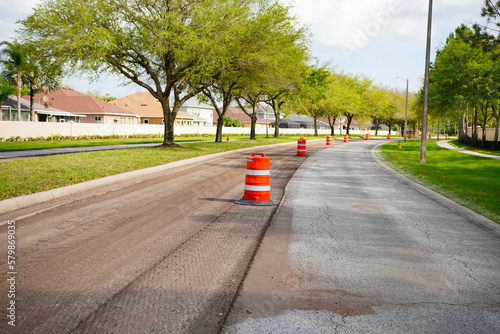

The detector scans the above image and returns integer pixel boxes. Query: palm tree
[0,41,26,121]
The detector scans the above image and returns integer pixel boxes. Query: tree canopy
[427,24,499,147]
[20,0,308,144]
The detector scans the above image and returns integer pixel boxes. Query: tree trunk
[216,117,224,142]
[16,75,22,121]
[327,116,336,136]
[493,105,499,150]
[345,113,354,135]
[161,101,175,145]
[274,115,280,138]
[273,100,285,138]
[473,106,478,146]
[313,117,318,136]
[373,117,379,136]
[250,115,257,140]
[30,82,36,122]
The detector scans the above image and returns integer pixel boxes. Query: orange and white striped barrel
[234,153,278,206]
[365,133,370,140]
[297,138,307,155]
[387,133,391,139]
[326,135,333,145]
[343,134,349,142]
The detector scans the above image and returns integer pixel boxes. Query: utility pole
[421,0,433,163]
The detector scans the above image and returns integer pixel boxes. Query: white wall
[467,127,497,141]
[0,121,388,139]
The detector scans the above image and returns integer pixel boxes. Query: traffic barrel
[234,153,278,206]
[326,135,333,145]
[297,138,307,155]
[343,134,349,142]
[387,133,391,139]
[365,133,370,140]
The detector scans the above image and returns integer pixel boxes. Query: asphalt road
[223,140,500,334]
[0,140,326,333]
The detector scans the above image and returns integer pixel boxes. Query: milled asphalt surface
[223,139,500,334]
[1,138,499,333]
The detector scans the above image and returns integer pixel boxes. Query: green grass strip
[0,136,306,200]
[377,140,500,223]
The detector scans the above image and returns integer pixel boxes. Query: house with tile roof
[180,97,213,126]
[1,96,85,122]
[26,87,140,124]
[110,92,205,126]
[213,106,267,128]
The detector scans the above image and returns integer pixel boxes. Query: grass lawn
[0,136,308,200]
[377,140,500,223]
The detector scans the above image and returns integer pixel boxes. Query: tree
[330,73,368,136]
[22,42,63,120]
[235,87,262,140]
[20,0,264,145]
[201,1,309,141]
[429,25,499,148]
[292,65,330,136]
[0,77,17,103]
[482,0,500,32]
[87,90,116,102]
[0,41,25,121]
[222,116,243,127]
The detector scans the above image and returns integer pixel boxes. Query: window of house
[94,116,102,122]
[144,119,149,124]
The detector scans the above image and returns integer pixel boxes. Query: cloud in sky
[284,0,489,92]
[0,0,492,97]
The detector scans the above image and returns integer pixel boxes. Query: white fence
[0,121,388,139]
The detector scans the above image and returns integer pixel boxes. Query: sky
[0,0,492,98]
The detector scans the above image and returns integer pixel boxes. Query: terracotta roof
[213,106,266,124]
[2,96,84,116]
[25,87,139,117]
[110,92,193,119]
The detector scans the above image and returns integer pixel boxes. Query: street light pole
[421,0,433,163]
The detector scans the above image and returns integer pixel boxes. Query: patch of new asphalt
[223,139,500,334]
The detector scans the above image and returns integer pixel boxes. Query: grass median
[377,140,500,223]
[0,136,308,200]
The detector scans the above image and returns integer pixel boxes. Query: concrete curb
[370,142,500,236]
[0,140,322,215]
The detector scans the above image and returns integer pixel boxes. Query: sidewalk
[222,140,500,333]
[437,140,500,159]
[0,140,219,159]
[0,143,160,159]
